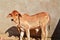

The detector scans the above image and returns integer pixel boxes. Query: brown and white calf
[7,10,51,40]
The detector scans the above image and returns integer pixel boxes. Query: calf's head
[7,10,22,24]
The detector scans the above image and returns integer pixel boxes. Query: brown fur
[7,10,50,40]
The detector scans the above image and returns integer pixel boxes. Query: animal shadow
[51,19,60,40]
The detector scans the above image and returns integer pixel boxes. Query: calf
[7,10,51,40]
[5,26,41,40]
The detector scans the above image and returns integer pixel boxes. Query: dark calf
[5,26,41,40]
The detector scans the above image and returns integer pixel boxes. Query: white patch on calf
[21,31,24,37]
[20,31,24,40]
[20,28,24,40]
[35,29,39,33]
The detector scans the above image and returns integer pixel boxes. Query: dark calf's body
[5,26,41,40]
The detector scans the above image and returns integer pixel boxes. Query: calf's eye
[11,19,14,21]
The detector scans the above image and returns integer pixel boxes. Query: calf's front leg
[20,28,24,40]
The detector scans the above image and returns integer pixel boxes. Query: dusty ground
[0,33,51,40]
[0,33,36,40]
[0,33,18,40]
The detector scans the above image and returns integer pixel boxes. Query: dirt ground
[0,33,18,40]
[0,33,51,40]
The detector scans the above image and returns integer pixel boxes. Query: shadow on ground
[51,19,60,40]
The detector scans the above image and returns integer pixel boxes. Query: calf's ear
[7,14,12,18]
[18,14,22,17]
[9,14,12,17]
